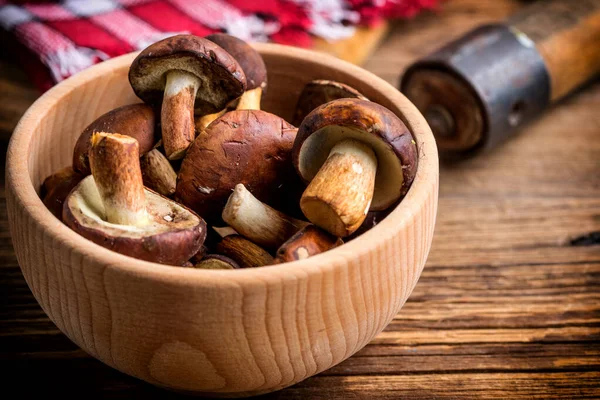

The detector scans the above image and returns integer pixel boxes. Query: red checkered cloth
[0,0,439,91]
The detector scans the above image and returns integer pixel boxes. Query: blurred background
[0,0,599,398]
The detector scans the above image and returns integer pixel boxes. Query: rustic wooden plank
[429,198,600,267]
[326,353,600,375]
[372,327,600,346]
[266,372,600,399]
[5,371,599,399]
[356,342,600,357]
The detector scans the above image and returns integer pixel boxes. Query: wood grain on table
[1,0,599,398]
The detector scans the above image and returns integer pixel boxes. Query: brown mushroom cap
[293,80,368,126]
[42,166,85,220]
[190,244,210,264]
[347,208,394,241]
[194,254,240,270]
[293,98,417,211]
[205,33,267,92]
[63,175,206,266]
[129,35,246,115]
[176,110,300,224]
[72,104,157,175]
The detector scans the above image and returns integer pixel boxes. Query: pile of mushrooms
[41,34,418,269]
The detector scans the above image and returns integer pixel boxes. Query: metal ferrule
[402,24,551,157]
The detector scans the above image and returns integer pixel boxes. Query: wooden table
[1,1,599,398]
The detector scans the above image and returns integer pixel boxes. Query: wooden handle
[510,0,600,101]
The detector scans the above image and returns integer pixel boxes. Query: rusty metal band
[402,24,551,155]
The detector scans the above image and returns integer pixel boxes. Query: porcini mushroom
[190,245,209,265]
[293,98,417,237]
[139,149,177,197]
[176,110,301,224]
[41,166,85,220]
[72,104,157,175]
[222,184,309,250]
[63,133,206,266]
[273,225,343,264]
[216,235,273,268]
[129,34,246,160]
[194,254,240,270]
[206,33,267,111]
[292,80,368,126]
[196,34,268,132]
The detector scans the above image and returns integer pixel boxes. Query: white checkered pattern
[64,0,118,17]
[0,5,32,30]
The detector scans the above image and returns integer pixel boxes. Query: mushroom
[222,184,309,250]
[139,149,177,197]
[129,34,247,160]
[206,33,267,111]
[273,225,343,264]
[292,80,368,126]
[190,244,210,265]
[213,226,238,238]
[72,104,157,175]
[194,254,240,270]
[41,166,85,220]
[347,208,394,241]
[176,110,302,224]
[196,34,268,132]
[216,235,273,268]
[181,261,194,268]
[195,108,227,134]
[293,98,418,237]
[63,133,206,266]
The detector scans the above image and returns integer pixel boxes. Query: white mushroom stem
[236,87,262,110]
[222,184,309,250]
[300,139,377,237]
[161,70,201,160]
[213,226,238,238]
[89,133,147,226]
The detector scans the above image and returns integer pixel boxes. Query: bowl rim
[7,43,438,285]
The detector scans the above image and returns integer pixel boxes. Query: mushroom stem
[161,70,201,160]
[274,225,343,264]
[236,87,262,110]
[194,86,260,134]
[89,133,147,226]
[300,139,377,237]
[140,149,177,196]
[216,235,273,268]
[222,184,309,250]
[213,226,238,238]
[195,109,226,134]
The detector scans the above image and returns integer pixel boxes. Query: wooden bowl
[6,44,438,397]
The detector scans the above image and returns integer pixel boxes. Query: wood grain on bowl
[5,44,438,396]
